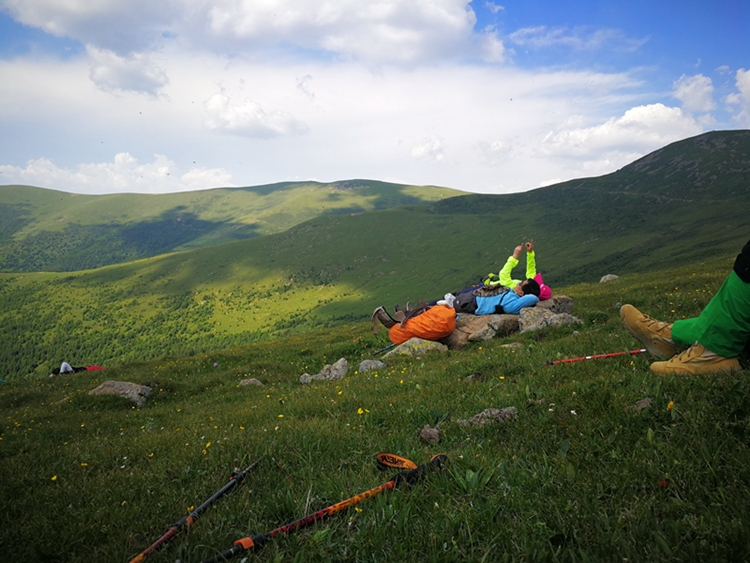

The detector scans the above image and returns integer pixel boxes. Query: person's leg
[671,271,750,358]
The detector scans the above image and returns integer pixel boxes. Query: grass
[2,259,750,562]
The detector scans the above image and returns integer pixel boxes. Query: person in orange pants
[620,239,749,375]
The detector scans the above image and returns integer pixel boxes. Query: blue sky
[0,0,748,194]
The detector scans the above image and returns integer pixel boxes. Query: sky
[0,1,748,195]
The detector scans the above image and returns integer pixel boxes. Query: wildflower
[358,408,364,414]
[278,414,284,418]
[667,401,674,411]
[51,476,57,481]
[205,442,211,448]
[81,463,88,466]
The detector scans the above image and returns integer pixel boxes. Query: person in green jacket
[620,238,749,375]
[484,240,552,300]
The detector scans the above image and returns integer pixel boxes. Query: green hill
[1,258,748,562]
[0,179,464,272]
[1,130,749,380]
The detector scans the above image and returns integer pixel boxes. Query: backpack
[453,284,510,314]
[372,304,456,344]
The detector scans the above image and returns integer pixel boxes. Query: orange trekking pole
[199,454,447,563]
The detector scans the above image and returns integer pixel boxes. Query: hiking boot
[651,343,741,376]
[620,304,678,359]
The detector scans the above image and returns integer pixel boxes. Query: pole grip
[393,454,448,486]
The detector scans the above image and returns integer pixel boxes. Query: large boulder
[440,295,575,348]
[440,314,518,349]
[383,338,448,358]
[536,294,573,314]
[300,358,349,384]
[519,308,582,333]
[88,381,151,408]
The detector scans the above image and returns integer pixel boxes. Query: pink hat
[534,273,552,300]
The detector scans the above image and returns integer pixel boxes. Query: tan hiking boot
[651,343,741,376]
[620,304,678,359]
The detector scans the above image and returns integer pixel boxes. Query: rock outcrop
[88,381,151,408]
[300,358,349,384]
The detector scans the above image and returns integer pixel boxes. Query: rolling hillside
[1,130,749,380]
[0,179,464,272]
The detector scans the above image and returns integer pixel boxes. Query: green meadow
[2,256,749,562]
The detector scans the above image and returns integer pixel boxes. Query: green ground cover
[2,258,749,562]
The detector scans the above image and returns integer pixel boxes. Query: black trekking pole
[128,455,264,563]
[199,454,448,563]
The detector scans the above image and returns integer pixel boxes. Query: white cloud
[204,92,308,138]
[0,0,179,54]
[726,68,750,127]
[206,0,477,65]
[411,136,445,162]
[2,0,479,65]
[509,26,647,52]
[672,74,715,113]
[479,30,506,63]
[540,103,703,177]
[0,153,234,194]
[486,2,504,14]
[543,104,702,156]
[87,46,169,95]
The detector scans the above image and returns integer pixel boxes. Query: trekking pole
[199,454,448,563]
[546,349,646,365]
[374,343,397,355]
[128,455,264,563]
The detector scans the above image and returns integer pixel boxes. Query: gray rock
[626,397,653,413]
[519,307,582,333]
[359,360,386,373]
[418,424,441,444]
[441,314,518,349]
[239,378,264,386]
[456,407,518,427]
[536,295,573,314]
[383,338,448,358]
[600,274,620,283]
[88,381,151,408]
[299,358,349,384]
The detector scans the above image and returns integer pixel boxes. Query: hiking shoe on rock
[620,304,678,359]
[651,343,741,376]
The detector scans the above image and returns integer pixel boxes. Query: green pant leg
[672,272,750,357]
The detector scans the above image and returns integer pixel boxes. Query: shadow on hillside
[0,207,262,273]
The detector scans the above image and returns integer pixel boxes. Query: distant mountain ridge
[0,179,463,272]
[1,130,749,379]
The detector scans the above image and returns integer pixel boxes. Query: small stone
[626,397,653,413]
[456,407,518,427]
[418,424,440,444]
[359,360,386,373]
[239,378,264,386]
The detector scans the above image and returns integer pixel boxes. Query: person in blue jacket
[475,278,541,314]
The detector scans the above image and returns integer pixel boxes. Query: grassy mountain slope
[0,180,463,272]
[1,259,749,562]
[1,130,749,380]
